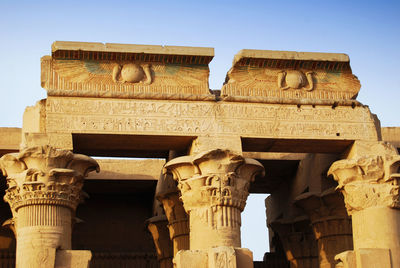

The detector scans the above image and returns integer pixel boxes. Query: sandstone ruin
[0,41,399,267]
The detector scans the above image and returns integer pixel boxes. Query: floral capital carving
[0,145,99,212]
[164,149,264,212]
[328,155,400,214]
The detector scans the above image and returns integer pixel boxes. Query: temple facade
[0,41,399,267]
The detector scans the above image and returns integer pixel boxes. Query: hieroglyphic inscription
[46,97,379,141]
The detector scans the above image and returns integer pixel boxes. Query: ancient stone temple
[0,41,399,268]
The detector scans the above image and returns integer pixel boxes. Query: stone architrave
[146,215,174,268]
[164,149,264,268]
[0,145,99,268]
[328,142,400,268]
[294,188,353,268]
[156,173,190,256]
[269,216,318,268]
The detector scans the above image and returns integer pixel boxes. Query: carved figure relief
[277,70,314,91]
[112,63,152,84]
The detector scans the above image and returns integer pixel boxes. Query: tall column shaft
[156,173,190,256]
[168,215,190,254]
[352,207,400,251]
[17,205,71,248]
[164,149,264,268]
[0,145,99,268]
[189,205,242,249]
[328,142,400,268]
[147,215,173,268]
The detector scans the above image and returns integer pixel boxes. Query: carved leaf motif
[0,146,99,212]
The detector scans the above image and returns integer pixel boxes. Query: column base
[174,247,253,268]
[55,250,92,268]
[335,249,393,268]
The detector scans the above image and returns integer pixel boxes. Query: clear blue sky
[1,0,399,260]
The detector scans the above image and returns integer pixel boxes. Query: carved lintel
[164,149,264,249]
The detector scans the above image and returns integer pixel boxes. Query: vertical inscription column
[0,146,99,268]
[164,149,264,268]
[328,151,400,268]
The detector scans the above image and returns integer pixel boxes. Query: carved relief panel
[41,41,214,100]
[221,50,361,102]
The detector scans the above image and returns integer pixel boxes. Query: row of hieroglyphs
[46,115,376,138]
[46,98,373,122]
[45,98,378,140]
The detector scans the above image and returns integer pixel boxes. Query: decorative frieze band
[45,97,379,141]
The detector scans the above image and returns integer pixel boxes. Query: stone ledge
[233,49,349,65]
[0,128,21,156]
[52,41,214,62]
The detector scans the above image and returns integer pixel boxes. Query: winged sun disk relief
[112,63,152,84]
[277,70,314,91]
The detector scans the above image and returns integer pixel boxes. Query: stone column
[164,149,264,268]
[294,188,353,268]
[328,152,400,268]
[156,174,189,256]
[0,145,99,268]
[146,215,174,268]
[269,216,318,268]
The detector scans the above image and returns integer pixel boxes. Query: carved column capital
[165,149,264,213]
[0,145,99,268]
[328,155,400,214]
[164,149,264,250]
[0,145,99,213]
